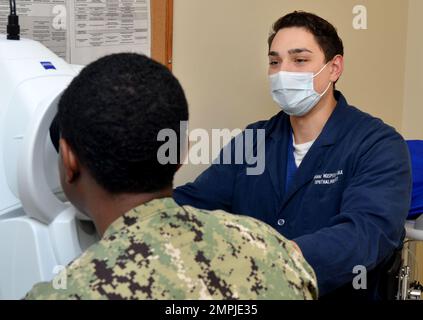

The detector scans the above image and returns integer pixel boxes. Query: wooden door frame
[151,0,174,70]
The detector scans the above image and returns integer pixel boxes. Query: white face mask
[270,62,332,117]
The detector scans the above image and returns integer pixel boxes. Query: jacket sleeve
[173,134,242,212]
[173,157,238,212]
[173,121,266,212]
[293,130,412,296]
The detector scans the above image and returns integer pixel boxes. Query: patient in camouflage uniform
[24,53,317,300]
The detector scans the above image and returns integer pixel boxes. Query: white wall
[402,0,423,140]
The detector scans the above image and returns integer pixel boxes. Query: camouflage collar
[103,197,179,238]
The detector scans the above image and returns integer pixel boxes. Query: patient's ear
[59,138,80,184]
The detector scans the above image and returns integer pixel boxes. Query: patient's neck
[83,184,173,237]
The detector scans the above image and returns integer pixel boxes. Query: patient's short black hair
[57,53,188,194]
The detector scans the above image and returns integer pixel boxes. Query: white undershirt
[292,134,315,168]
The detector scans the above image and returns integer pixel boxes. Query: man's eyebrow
[268,51,280,57]
[288,48,313,54]
[268,48,313,57]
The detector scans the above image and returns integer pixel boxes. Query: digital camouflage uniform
[24,198,317,300]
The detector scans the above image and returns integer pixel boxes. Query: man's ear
[329,54,344,83]
[59,138,80,184]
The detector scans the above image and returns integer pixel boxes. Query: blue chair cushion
[407,140,423,219]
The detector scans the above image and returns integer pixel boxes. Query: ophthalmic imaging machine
[0,1,98,299]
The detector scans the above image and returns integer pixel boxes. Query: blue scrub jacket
[174,91,412,299]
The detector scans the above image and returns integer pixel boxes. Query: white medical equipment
[0,35,98,300]
[406,216,423,242]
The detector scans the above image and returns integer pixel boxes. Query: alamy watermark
[52,265,67,290]
[353,5,368,30]
[352,265,367,290]
[157,121,266,176]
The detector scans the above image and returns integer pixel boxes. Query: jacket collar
[266,91,351,206]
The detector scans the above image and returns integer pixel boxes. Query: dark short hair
[57,53,189,194]
[268,11,344,62]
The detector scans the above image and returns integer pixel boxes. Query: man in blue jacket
[174,11,412,299]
